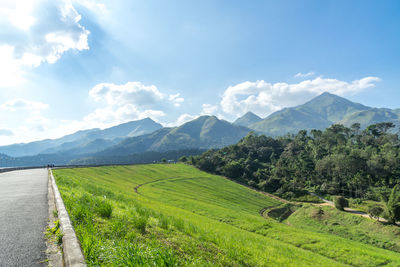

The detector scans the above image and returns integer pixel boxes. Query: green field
[54,164,400,266]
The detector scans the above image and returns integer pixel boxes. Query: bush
[334,196,348,211]
[178,156,188,163]
[368,205,384,221]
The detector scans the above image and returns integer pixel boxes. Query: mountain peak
[233,111,262,127]
[249,93,375,136]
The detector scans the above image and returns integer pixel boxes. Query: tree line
[188,122,400,203]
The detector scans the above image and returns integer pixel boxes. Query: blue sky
[0,0,399,145]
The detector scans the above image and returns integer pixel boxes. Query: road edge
[50,169,86,267]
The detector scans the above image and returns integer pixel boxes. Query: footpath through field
[310,193,394,223]
[0,169,48,266]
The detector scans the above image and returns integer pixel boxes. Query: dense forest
[190,122,400,201]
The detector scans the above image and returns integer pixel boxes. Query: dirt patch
[267,204,300,222]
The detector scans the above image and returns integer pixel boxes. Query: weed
[56,232,64,245]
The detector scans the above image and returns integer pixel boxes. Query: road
[0,169,48,266]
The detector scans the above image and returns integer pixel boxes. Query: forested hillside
[192,122,400,202]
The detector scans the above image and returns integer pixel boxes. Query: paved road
[0,169,48,266]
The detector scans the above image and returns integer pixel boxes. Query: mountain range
[0,92,399,167]
[234,92,400,136]
[96,115,250,156]
[0,118,163,157]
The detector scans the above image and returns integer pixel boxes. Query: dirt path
[310,193,391,223]
[134,179,166,194]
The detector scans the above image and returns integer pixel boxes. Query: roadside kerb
[50,169,86,267]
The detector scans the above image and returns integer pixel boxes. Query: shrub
[368,205,384,221]
[334,196,348,211]
[179,156,188,163]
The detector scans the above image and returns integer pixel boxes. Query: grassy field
[54,164,400,266]
[286,205,400,252]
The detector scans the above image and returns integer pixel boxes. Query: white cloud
[72,0,107,14]
[83,105,166,126]
[221,76,380,117]
[0,98,48,113]
[169,93,184,107]
[87,81,183,126]
[201,104,218,115]
[164,113,199,127]
[90,82,165,107]
[0,0,90,87]
[294,71,315,78]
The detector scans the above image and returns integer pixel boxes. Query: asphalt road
[0,169,48,266]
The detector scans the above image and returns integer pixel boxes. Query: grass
[286,204,400,252]
[54,164,400,266]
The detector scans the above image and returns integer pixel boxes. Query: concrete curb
[50,169,86,267]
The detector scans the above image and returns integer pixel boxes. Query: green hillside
[339,108,399,128]
[54,164,400,266]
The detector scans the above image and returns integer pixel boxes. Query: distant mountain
[249,92,399,135]
[233,112,263,127]
[97,116,251,156]
[0,118,162,157]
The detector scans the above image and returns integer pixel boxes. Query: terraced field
[54,164,400,266]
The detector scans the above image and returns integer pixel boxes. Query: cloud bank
[87,81,184,125]
[220,76,380,117]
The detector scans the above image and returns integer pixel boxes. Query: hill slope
[54,164,400,266]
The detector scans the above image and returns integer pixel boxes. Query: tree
[179,156,188,163]
[334,196,348,211]
[382,184,400,224]
[162,158,167,163]
[368,205,384,221]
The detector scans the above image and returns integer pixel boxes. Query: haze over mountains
[0,118,162,157]
[0,92,399,167]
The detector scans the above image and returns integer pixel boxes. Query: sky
[0,0,399,145]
